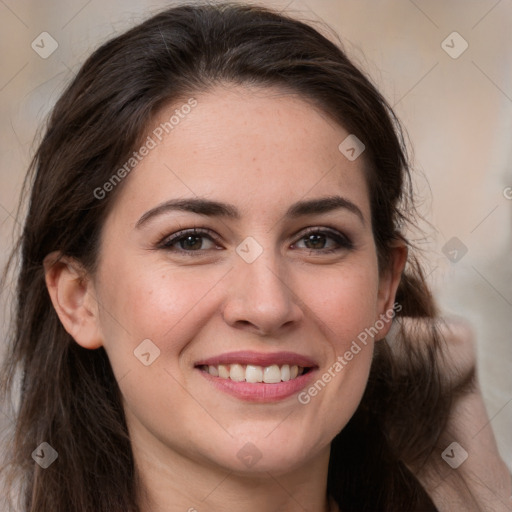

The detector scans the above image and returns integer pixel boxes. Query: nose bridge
[238,240,291,304]
[244,245,286,293]
[223,237,301,333]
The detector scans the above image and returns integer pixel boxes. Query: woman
[0,3,509,511]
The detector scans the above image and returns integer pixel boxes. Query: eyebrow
[135,195,365,228]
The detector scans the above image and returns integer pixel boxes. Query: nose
[221,246,303,337]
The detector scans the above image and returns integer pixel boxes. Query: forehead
[109,85,371,225]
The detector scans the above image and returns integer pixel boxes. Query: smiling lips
[195,351,317,402]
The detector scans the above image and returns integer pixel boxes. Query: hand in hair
[388,316,512,512]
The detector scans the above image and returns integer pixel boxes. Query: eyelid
[292,226,354,251]
[157,227,219,249]
[156,225,354,255]
[297,225,351,241]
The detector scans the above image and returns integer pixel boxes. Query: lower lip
[197,368,317,403]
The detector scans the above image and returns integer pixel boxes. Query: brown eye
[176,234,206,250]
[159,228,219,254]
[293,228,353,254]
[303,232,328,250]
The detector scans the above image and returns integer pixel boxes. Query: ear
[43,252,103,349]
[375,241,408,340]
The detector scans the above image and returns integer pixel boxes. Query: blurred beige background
[1,0,511,473]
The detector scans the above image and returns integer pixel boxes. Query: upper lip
[195,351,318,368]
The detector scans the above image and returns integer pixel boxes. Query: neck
[132,431,332,512]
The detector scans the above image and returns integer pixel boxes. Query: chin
[202,432,327,476]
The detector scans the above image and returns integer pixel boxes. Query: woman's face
[89,85,403,475]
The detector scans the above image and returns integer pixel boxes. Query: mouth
[197,363,311,383]
[194,351,318,402]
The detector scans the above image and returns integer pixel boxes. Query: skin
[44,84,407,512]
[391,318,512,511]
[43,85,512,511]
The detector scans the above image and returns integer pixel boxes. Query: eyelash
[157,227,354,257]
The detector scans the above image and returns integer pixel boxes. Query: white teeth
[218,364,230,379]
[263,364,281,383]
[203,363,305,383]
[245,365,263,383]
[229,363,245,382]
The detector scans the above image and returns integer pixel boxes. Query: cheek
[93,262,217,441]
[297,263,380,434]
[96,246,381,377]
[311,263,380,345]
[89,246,383,472]
[94,258,226,372]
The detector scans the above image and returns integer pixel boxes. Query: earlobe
[43,252,103,349]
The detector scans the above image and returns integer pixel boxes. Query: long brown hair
[1,3,456,510]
